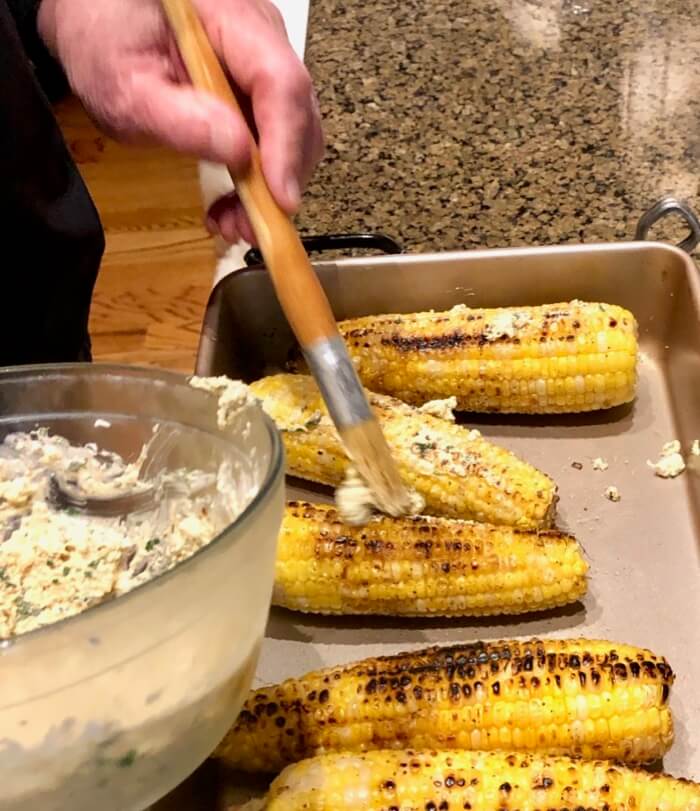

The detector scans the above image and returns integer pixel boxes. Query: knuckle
[289,65,313,97]
[260,54,312,97]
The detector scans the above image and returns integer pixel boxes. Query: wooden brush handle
[160,0,337,347]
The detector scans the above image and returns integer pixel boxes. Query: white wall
[274,0,310,59]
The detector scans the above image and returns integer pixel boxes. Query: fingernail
[285,176,301,209]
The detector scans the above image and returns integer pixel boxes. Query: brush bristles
[339,419,415,518]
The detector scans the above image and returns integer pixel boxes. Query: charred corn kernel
[274,501,588,616]
[300,301,638,414]
[261,750,700,811]
[216,638,674,773]
[250,374,557,528]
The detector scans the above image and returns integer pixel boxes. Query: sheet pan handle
[635,197,700,254]
[243,233,402,267]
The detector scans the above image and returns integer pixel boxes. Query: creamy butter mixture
[0,376,269,811]
[0,376,260,640]
[0,429,224,639]
[189,375,255,431]
[482,310,531,341]
[335,465,425,526]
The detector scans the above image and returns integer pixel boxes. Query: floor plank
[55,96,216,372]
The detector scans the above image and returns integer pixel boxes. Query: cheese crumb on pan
[691,439,700,457]
[647,440,686,479]
[592,457,608,471]
[604,486,621,502]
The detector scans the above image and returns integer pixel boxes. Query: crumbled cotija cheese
[483,310,531,342]
[647,440,686,479]
[408,429,477,479]
[417,397,458,422]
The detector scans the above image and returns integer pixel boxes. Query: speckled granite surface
[299,0,700,254]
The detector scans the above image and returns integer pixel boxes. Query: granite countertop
[299,0,700,255]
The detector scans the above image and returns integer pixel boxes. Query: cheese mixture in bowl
[0,428,232,639]
[0,365,284,811]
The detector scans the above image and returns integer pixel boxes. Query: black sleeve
[3,0,69,101]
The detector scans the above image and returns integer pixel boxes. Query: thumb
[120,74,252,169]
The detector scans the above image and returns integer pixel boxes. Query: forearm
[4,0,68,100]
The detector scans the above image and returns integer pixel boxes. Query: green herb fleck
[145,538,161,552]
[46,560,55,569]
[52,578,59,585]
[0,567,10,584]
[65,507,79,516]
[85,570,93,579]
[15,598,40,618]
[414,441,437,456]
[88,559,100,569]
[293,412,322,432]
[117,750,137,769]
[62,567,71,576]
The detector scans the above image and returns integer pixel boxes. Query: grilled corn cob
[297,301,637,414]
[275,501,588,616]
[249,374,557,528]
[216,638,674,772]
[260,750,700,811]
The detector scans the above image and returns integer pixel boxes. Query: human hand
[38,0,324,244]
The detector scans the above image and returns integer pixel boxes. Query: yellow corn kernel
[216,638,674,773]
[274,501,587,617]
[260,750,699,811]
[301,301,639,414]
[250,374,557,528]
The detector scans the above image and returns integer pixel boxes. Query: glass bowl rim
[0,362,284,651]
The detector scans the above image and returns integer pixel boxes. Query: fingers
[254,69,325,214]
[210,4,324,215]
[106,71,254,169]
[206,193,256,245]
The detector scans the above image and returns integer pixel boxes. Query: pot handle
[635,197,700,254]
[244,232,402,267]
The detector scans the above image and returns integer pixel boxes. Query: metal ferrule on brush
[302,336,373,430]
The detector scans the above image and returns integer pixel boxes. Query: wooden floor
[56,96,216,372]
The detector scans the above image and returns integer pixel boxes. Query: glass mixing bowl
[0,364,284,811]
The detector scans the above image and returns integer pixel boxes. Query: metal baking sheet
[163,241,700,807]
